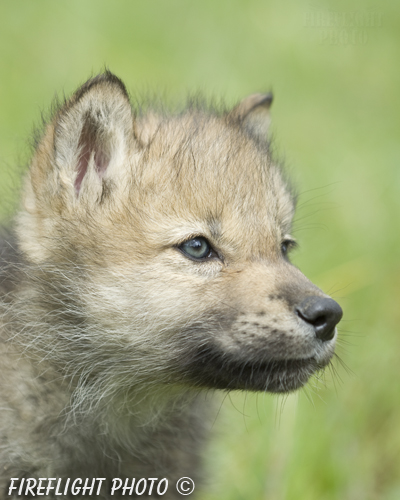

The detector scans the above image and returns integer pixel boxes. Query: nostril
[296,296,343,342]
[311,314,327,328]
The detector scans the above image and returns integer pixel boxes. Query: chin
[180,344,329,393]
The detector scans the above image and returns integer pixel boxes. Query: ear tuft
[230,92,273,141]
[67,71,130,111]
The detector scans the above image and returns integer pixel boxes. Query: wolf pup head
[17,72,342,401]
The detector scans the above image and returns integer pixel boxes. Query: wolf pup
[0,72,342,498]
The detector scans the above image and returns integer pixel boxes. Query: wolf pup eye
[179,237,214,261]
[281,238,297,257]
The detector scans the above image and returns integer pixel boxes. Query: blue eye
[179,237,213,260]
[281,238,297,257]
[281,241,289,256]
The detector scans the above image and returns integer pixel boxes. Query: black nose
[296,296,343,341]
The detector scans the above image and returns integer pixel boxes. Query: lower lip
[185,347,322,393]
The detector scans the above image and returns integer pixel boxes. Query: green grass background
[0,1,399,499]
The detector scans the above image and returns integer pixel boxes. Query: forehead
[131,112,295,252]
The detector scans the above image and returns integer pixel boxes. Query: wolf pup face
[18,72,342,400]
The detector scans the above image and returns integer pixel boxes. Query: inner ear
[75,114,111,194]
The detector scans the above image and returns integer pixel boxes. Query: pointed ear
[230,92,273,141]
[30,72,136,210]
